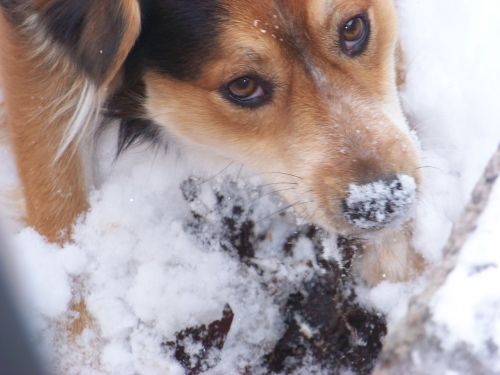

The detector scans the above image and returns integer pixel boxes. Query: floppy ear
[0,0,142,150]
[37,0,141,85]
[0,0,141,241]
[0,0,141,86]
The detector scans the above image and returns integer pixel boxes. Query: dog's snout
[342,175,416,230]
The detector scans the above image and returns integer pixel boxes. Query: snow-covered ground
[1,1,500,374]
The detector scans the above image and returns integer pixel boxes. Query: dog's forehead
[137,0,389,82]
[221,0,317,40]
[222,0,373,30]
[219,0,375,56]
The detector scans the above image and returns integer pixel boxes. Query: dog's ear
[37,0,141,86]
[1,0,141,85]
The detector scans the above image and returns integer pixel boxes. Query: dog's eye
[340,15,370,56]
[229,77,259,98]
[223,76,272,108]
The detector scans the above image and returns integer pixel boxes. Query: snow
[2,126,337,374]
[431,179,500,370]
[1,1,500,374]
[367,0,500,370]
[343,174,416,229]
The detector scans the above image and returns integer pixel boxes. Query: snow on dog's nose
[342,175,416,230]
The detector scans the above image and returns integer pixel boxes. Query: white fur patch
[15,10,102,161]
[55,81,101,160]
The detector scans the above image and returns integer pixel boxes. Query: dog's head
[5,0,421,236]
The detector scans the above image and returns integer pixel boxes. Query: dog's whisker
[199,161,234,185]
[294,203,315,224]
[415,165,446,174]
[257,200,314,223]
[257,181,299,189]
[249,186,298,205]
[253,171,304,180]
[235,164,245,181]
[302,199,324,226]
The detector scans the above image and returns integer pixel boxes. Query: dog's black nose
[342,175,416,229]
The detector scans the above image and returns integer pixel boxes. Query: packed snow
[1,0,500,374]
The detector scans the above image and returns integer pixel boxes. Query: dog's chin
[320,221,380,238]
[304,207,413,240]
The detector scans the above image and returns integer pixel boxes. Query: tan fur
[359,226,425,285]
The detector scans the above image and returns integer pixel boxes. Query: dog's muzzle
[342,175,416,230]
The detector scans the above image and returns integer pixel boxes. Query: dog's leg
[0,15,88,243]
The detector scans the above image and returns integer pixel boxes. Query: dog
[0,0,423,289]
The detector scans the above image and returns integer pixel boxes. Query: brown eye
[340,14,370,56]
[228,77,259,99]
[222,75,273,108]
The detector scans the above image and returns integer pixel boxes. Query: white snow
[431,179,500,370]
[0,1,500,374]
[343,174,416,229]
[365,0,500,371]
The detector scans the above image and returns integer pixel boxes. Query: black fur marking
[0,0,23,13]
[106,67,161,155]
[110,0,226,155]
[41,0,125,83]
[0,0,36,26]
[41,1,85,49]
[106,64,147,121]
[106,49,164,155]
[108,74,163,156]
[0,0,20,13]
[138,0,225,80]
[117,118,162,156]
